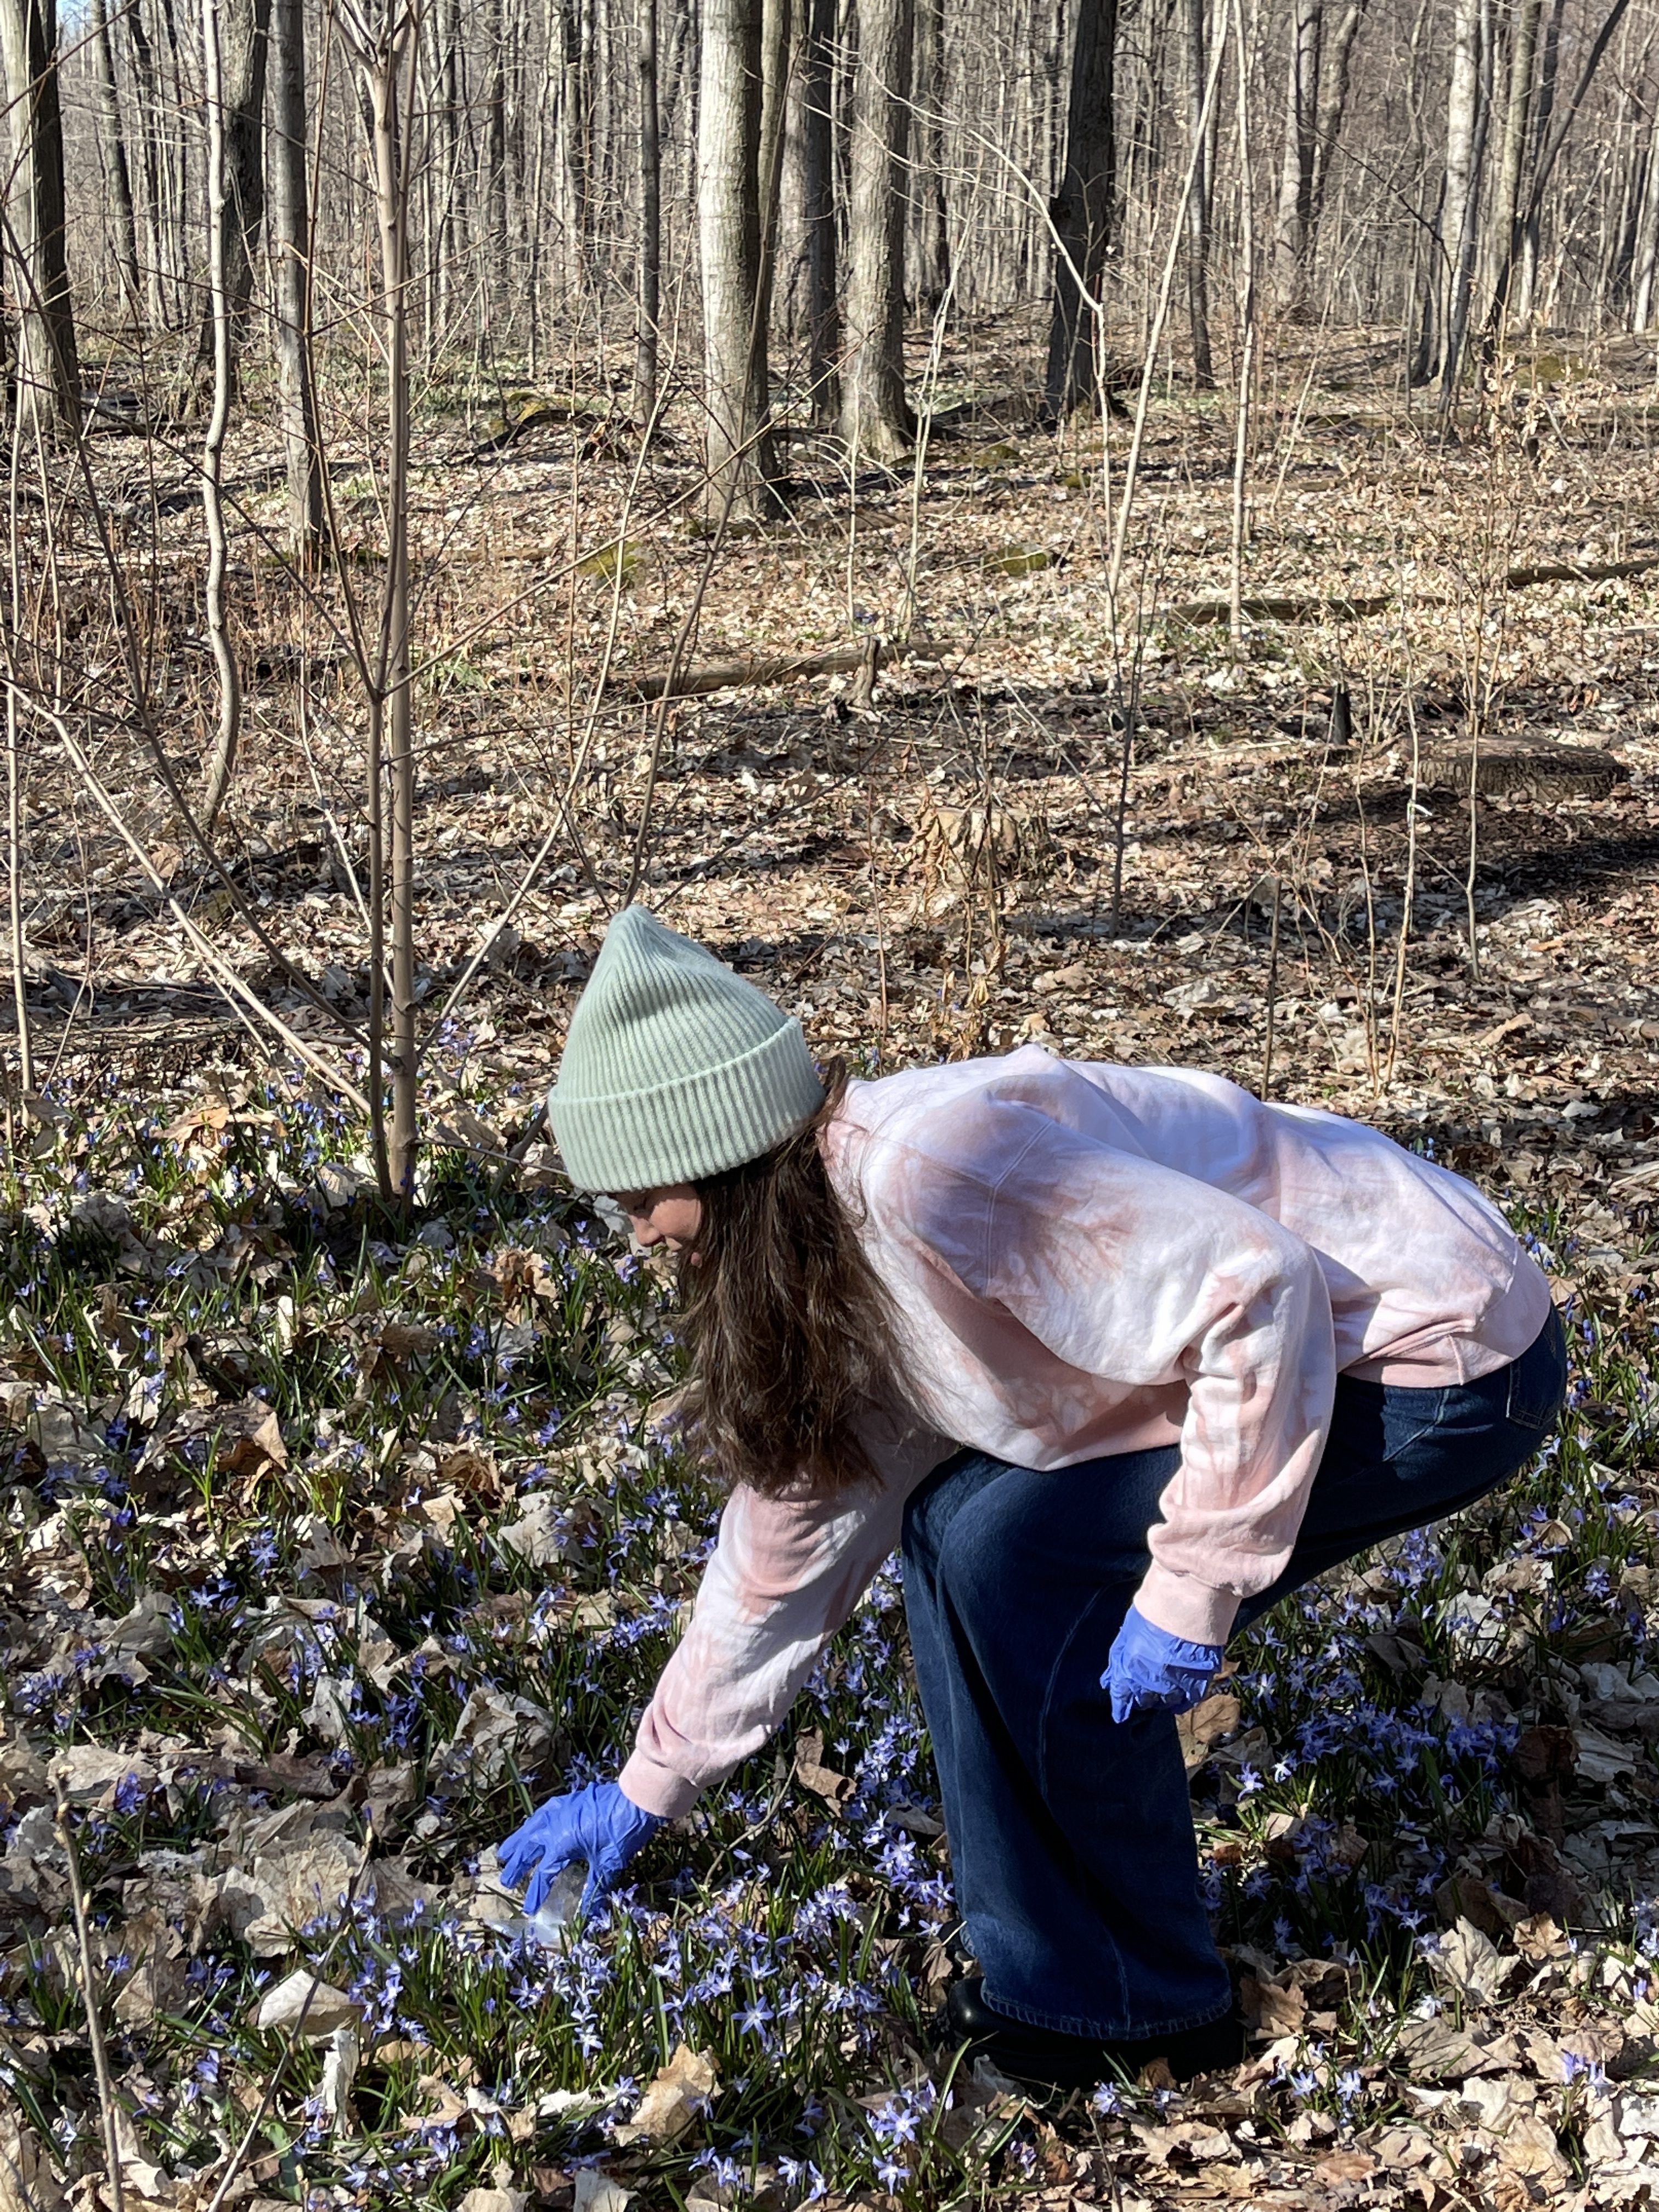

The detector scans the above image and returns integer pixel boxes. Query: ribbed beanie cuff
[549,906,825,1192]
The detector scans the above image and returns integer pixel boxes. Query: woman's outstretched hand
[498,1780,663,1916]
[1103,1607,1226,1723]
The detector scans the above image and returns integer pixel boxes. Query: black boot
[933,1975,1245,2094]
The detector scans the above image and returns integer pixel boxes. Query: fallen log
[1170,591,1391,624]
[1167,550,1659,628]
[614,634,898,702]
[1411,733,1623,799]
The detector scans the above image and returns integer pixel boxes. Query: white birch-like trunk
[1438,0,1483,382]
[1272,0,1323,315]
[1632,127,1659,328]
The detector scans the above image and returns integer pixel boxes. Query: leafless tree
[88,0,141,317]
[1046,0,1116,417]
[842,0,916,459]
[697,0,778,513]
[268,0,322,552]
[0,0,79,441]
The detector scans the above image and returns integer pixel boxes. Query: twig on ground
[54,1784,126,2212]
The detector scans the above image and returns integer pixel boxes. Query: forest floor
[4,317,1659,2212]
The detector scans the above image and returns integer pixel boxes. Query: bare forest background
[0,0,1655,1192]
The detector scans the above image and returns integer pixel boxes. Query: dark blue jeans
[900,1306,1567,2039]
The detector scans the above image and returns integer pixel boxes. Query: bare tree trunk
[350,10,419,1204]
[1229,0,1257,648]
[1184,0,1214,385]
[125,0,169,328]
[635,0,661,415]
[376,48,417,1208]
[1272,0,1323,315]
[220,0,271,326]
[193,0,272,391]
[1443,0,1494,397]
[1604,78,1646,319]
[90,0,143,318]
[1633,112,1659,328]
[1307,0,1368,238]
[156,0,193,329]
[699,0,778,512]
[269,0,321,554]
[522,0,553,371]
[909,0,950,308]
[661,0,692,143]
[0,0,80,442]
[435,0,464,340]
[1045,0,1117,416]
[484,0,508,317]
[1485,0,1542,329]
[1437,0,1486,395]
[200,0,242,824]
[756,0,793,358]
[842,0,914,459]
[802,0,839,420]
[557,0,592,275]
[1494,0,1636,326]
[1518,0,1565,314]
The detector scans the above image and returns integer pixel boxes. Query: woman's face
[616,1183,703,1252]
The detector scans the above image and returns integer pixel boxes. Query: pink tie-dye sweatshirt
[618,1048,1551,1818]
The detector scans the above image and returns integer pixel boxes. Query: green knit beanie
[548,906,825,1192]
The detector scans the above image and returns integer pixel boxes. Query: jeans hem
[981,1983,1235,2042]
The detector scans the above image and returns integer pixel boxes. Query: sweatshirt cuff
[1133,1563,1242,1649]
[618,1747,704,1820]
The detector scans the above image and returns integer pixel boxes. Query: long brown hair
[676,1063,915,1496]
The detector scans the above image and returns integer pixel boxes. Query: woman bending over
[500,907,1564,2091]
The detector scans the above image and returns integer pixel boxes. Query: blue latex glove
[498,1781,663,1916]
[1103,1605,1226,1723]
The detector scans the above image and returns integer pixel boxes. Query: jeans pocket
[1380,1386,1449,1460]
[1506,1307,1567,1432]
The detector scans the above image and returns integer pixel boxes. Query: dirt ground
[27,323,1659,1205]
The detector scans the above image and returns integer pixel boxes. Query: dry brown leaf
[0,2118,63,2212]
[375,1321,442,1363]
[497,1492,571,1568]
[1492,2109,1568,2185]
[439,1445,504,1500]
[571,2175,633,2212]
[111,1906,188,2028]
[1165,2122,1233,2160]
[48,1743,155,1806]
[1241,1974,1306,2036]
[1312,2148,1379,2183]
[0,1732,50,1812]
[217,1402,289,1480]
[794,1730,853,1805]
[252,1967,363,2036]
[1372,2125,1435,2170]
[1177,1691,1241,1774]
[318,2023,360,2131]
[1393,2016,1492,2080]
[612,2042,719,2146]
[1430,1915,1516,2004]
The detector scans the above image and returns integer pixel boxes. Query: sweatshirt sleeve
[973,1110,1338,1647]
[619,1425,941,1818]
